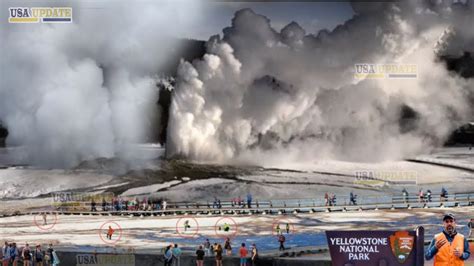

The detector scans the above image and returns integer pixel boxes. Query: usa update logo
[9,7,73,23]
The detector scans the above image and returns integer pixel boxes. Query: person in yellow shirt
[425,213,470,265]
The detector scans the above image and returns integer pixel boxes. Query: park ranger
[425,213,470,265]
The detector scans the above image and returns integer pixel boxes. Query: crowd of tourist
[88,197,168,212]
[192,238,259,266]
[402,187,449,203]
[1,242,58,266]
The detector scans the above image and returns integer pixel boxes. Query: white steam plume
[167,1,474,165]
[0,0,202,167]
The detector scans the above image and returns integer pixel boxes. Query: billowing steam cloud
[167,1,474,165]
[0,0,202,167]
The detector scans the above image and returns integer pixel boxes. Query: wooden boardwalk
[2,192,473,218]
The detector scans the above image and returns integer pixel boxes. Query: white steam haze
[167,1,474,165]
[0,0,203,167]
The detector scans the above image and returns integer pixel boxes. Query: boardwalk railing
[3,192,472,217]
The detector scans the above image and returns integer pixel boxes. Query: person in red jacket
[239,243,248,266]
[106,226,115,240]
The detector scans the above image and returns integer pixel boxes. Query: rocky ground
[0,207,473,253]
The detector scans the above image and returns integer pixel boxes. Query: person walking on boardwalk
[441,187,448,201]
[247,193,252,208]
[402,188,409,203]
[329,193,336,206]
[350,192,357,205]
[213,197,219,209]
[418,189,425,203]
[278,234,286,251]
[239,243,248,266]
[91,199,97,212]
[324,193,329,206]
[468,219,473,238]
[286,223,290,234]
[425,213,470,265]
[426,189,432,202]
[102,198,107,211]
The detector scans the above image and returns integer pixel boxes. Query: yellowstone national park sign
[326,228,424,266]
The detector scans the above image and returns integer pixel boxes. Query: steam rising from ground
[167,1,474,164]
[1,1,473,168]
[0,0,201,167]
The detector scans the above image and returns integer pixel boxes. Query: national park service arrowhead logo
[389,231,414,264]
